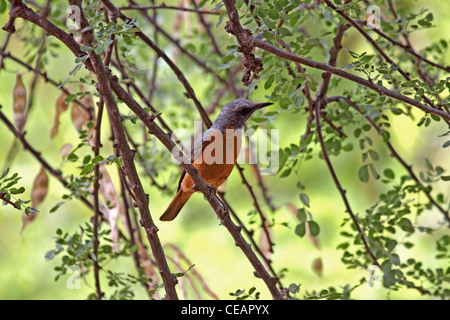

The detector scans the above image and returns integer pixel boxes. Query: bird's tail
[160,189,193,221]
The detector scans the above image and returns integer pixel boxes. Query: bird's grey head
[212,98,273,131]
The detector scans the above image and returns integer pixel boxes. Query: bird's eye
[240,107,251,115]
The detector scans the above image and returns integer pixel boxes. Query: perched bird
[160,98,273,221]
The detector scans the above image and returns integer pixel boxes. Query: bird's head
[212,98,273,130]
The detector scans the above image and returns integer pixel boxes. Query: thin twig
[314,99,380,267]
[220,0,450,122]
[119,4,220,15]
[323,0,449,124]
[92,97,104,300]
[67,0,179,300]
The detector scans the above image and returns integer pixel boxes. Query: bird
[160,98,273,221]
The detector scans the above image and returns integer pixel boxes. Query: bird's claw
[193,183,216,198]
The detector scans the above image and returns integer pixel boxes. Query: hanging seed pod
[71,85,93,131]
[31,166,49,208]
[59,143,72,159]
[312,257,323,278]
[71,103,90,131]
[50,92,69,139]
[21,167,49,232]
[13,72,27,133]
[99,165,120,252]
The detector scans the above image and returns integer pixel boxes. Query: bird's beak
[254,102,274,109]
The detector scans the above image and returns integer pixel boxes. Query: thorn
[149,112,162,122]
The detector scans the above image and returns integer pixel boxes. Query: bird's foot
[193,183,216,200]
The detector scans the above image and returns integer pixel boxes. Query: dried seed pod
[13,72,27,132]
[71,85,93,131]
[31,166,48,208]
[50,92,69,139]
[71,103,90,131]
[312,257,323,278]
[21,167,49,232]
[59,143,72,158]
[99,165,120,252]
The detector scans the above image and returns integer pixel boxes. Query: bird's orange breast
[180,127,242,192]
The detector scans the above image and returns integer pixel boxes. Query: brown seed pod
[21,167,49,232]
[50,92,69,139]
[13,72,27,133]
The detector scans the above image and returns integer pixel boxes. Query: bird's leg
[193,183,217,200]
[215,191,230,225]
[193,184,229,223]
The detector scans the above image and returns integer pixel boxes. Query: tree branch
[119,4,221,15]
[221,0,450,122]
[67,0,178,300]
[2,0,282,299]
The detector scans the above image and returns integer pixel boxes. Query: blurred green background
[0,0,449,300]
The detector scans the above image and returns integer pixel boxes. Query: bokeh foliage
[0,0,449,299]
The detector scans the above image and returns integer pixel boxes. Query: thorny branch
[221,0,450,122]
[2,0,283,300]
[2,0,448,300]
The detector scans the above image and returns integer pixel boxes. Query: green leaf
[369,163,380,180]
[83,155,91,165]
[295,222,306,237]
[67,153,78,162]
[442,140,450,148]
[80,46,93,52]
[288,283,301,294]
[390,253,401,266]
[358,165,369,182]
[280,168,291,178]
[263,18,276,29]
[262,32,274,40]
[80,163,94,175]
[45,250,56,261]
[383,168,395,180]
[265,74,275,90]
[0,168,9,179]
[383,270,396,287]
[299,192,310,207]
[385,239,397,251]
[198,0,208,8]
[230,289,245,297]
[92,155,104,164]
[278,27,293,36]
[50,202,65,213]
[425,158,433,171]
[297,208,307,222]
[218,64,229,70]
[441,175,450,181]
[308,221,320,236]
[398,218,414,233]
[368,150,379,161]
[0,0,6,14]
[10,187,25,195]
